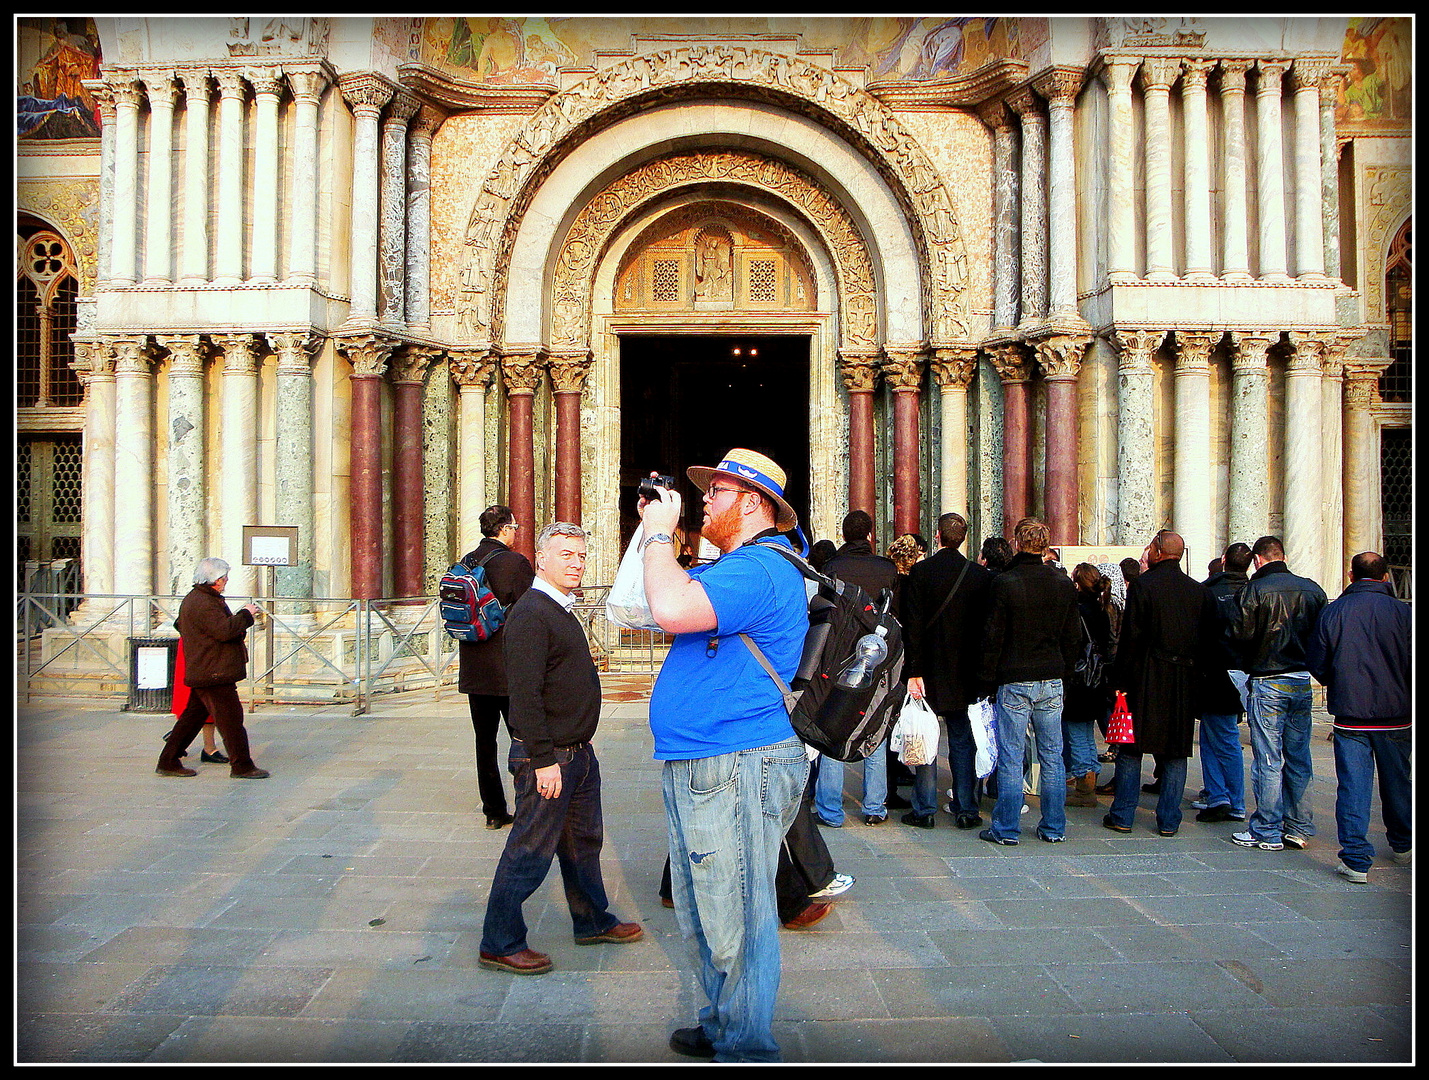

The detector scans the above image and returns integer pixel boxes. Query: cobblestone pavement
[16,693,1413,1063]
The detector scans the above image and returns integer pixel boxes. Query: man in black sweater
[478,522,641,975]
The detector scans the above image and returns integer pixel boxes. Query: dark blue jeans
[915,707,975,818]
[480,740,619,956]
[1333,728,1412,872]
[1107,753,1188,833]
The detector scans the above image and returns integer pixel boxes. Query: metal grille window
[1382,219,1411,403]
[16,228,83,410]
[748,259,778,303]
[652,259,681,302]
[18,278,43,407]
[18,441,33,524]
[16,436,84,576]
[1380,427,1411,576]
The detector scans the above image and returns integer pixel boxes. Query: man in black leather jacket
[1227,536,1327,851]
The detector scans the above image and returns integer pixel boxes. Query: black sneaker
[200,749,229,764]
[1194,804,1234,823]
[900,811,936,829]
[669,1026,717,1059]
[978,828,1018,846]
[954,814,984,830]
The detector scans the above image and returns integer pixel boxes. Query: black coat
[1111,558,1218,757]
[824,540,898,600]
[1200,569,1250,715]
[900,547,993,713]
[456,538,535,696]
[1230,562,1328,676]
[1064,594,1115,724]
[978,552,1081,686]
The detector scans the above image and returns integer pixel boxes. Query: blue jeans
[1246,675,1316,842]
[663,738,808,1063]
[934,707,977,818]
[1107,753,1188,833]
[481,741,619,956]
[1062,718,1099,777]
[1198,712,1245,815]
[814,742,888,822]
[1333,728,1412,872]
[990,681,1066,841]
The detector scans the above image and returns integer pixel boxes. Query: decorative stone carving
[109,336,156,376]
[211,333,261,375]
[1036,335,1088,381]
[338,71,395,113]
[500,350,546,394]
[1288,58,1335,95]
[548,351,595,395]
[881,348,926,392]
[390,344,441,385]
[267,330,322,374]
[16,179,100,292]
[929,345,978,389]
[1287,332,1330,375]
[158,335,208,376]
[1112,329,1165,374]
[1173,331,1218,376]
[1229,331,1276,375]
[836,350,881,393]
[336,333,397,378]
[986,341,1034,384]
[449,349,497,389]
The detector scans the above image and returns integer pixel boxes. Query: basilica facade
[17,17,1413,607]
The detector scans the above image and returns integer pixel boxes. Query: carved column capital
[1112,329,1166,375]
[267,330,323,374]
[384,90,422,127]
[388,343,440,385]
[336,332,397,377]
[1173,330,1219,375]
[837,349,882,393]
[140,70,178,108]
[284,66,328,104]
[974,99,1013,131]
[1286,332,1330,374]
[211,332,262,375]
[1228,331,1276,375]
[409,104,447,142]
[1219,59,1252,93]
[1181,59,1215,91]
[246,66,286,99]
[1140,57,1182,91]
[214,69,248,101]
[70,340,112,385]
[1289,58,1335,95]
[548,350,595,395]
[84,79,116,122]
[449,349,497,390]
[1321,66,1349,106]
[108,76,144,110]
[1102,57,1139,95]
[1255,59,1290,95]
[929,345,979,389]
[1031,66,1083,103]
[108,335,156,375]
[338,71,395,114]
[1036,334,1089,381]
[1005,85,1043,118]
[175,68,213,100]
[881,347,926,392]
[157,334,209,376]
[986,341,1035,384]
[500,349,547,395]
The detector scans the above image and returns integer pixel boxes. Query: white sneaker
[1191,798,1211,810]
[1391,848,1412,866]
[1231,830,1283,851]
[808,873,855,899]
[1334,861,1368,883]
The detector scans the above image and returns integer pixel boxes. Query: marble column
[213,334,262,598]
[390,345,439,598]
[450,350,497,548]
[338,333,397,599]
[110,337,156,596]
[988,343,1034,537]
[268,331,322,600]
[158,335,208,595]
[1034,69,1082,319]
[1289,60,1330,281]
[1181,61,1216,281]
[1341,357,1393,559]
[1283,333,1326,578]
[978,104,1021,329]
[248,68,284,284]
[1007,87,1047,328]
[109,78,142,287]
[1103,58,1139,282]
[406,106,444,333]
[1320,71,1344,281]
[1172,332,1218,568]
[338,74,395,327]
[213,71,248,285]
[882,348,926,537]
[501,350,545,562]
[931,346,979,515]
[1219,61,1254,280]
[1037,335,1088,546]
[72,343,117,605]
[141,72,177,286]
[177,70,212,284]
[1255,61,1291,282]
[1227,332,1274,544]
[379,92,420,328]
[1319,343,1346,589]
[86,82,117,289]
[286,67,326,286]
[1112,330,1163,545]
[838,350,881,515]
[550,350,594,525]
[1141,58,1180,281]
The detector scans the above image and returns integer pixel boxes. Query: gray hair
[194,557,231,585]
[535,522,587,551]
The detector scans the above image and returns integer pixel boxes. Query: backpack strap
[739,632,799,715]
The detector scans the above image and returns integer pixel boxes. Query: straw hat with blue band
[686,448,808,554]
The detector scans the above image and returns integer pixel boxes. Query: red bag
[171,638,191,718]
[1107,690,1136,744]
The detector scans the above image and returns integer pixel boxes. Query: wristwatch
[642,532,675,553]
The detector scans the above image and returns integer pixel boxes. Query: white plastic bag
[969,696,998,779]
[891,692,940,767]
[605,524,663,631]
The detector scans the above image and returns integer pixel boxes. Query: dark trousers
[467,694,511,818]
[159,684,254,773]
[942,707,977,817]
[480,740,617,956]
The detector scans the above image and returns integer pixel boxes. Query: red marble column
[839,352,879,515]
[883,348,926,538]
[340,334,396,599]
[989,343,1033,539]
[390,346,437,598]
[501,350,544,563]
[550,352,593,525]
[1038,335,1088,546]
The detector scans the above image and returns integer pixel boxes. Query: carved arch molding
[552,150,876,351]
[457,45,971,351]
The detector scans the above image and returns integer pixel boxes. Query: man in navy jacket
[1307,552,1412,882]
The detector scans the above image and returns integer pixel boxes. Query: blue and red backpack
[438,548,508,642]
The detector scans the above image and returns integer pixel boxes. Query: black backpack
[740,542,905,762]
[1071,614,1107,689]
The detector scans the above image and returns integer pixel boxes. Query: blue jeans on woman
[1333,727,1412,872]
[1062,718,1099,778]
[989,680,1066,842]
[1107,752,1188,833]
[663,738,808,1063]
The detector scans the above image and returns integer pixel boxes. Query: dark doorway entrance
[619,334,810,553]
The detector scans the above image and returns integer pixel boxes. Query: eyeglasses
[706,485,752,501]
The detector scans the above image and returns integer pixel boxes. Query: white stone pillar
[339,74,394,328]
[1320,71,1344,281]
[213,71,248,284]
[268,331,321,601]
[450,350,496,546]
[141,72,177,286]
[109,78,143,287]
[1228,332,1274,544]
[158,335,208,595]
[1103,58,1139,282]
[1319,345,1346,589]
[1283,333,1325,581]
[248,68,284,284]
[213,333,263,598]
[406,106,444,332]
[177,69,212,284]
[82,81,116,289]
[110,337,156,596]
[1141,58,1179,281]
[286,67,325,286]
[1219,61,1253,280]
[1289,60,1329,281]
[72,343,116,604]
[1007,86,1047,328]
[931,346,978,515]
[1341,357,1393,559]
[380,92,420,328]
[979,102,1020,329]
[1113,330,1164,545]
[1034,68,1082,319]
[1173,332,1217,568]
[1254,61,1291,282]
[1181,61,1216,281]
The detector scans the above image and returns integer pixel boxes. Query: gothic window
[1381,218,1411,403]
[17,221,84,409]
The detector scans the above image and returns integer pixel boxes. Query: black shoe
[1142,781,1162,795]
[863,814,886,826]
[1102,814,1132,833]
[900,811,936,829]
[485,812,514,831]
[669,1025,717,1059]
[955,814,984,830]
[201,749,229,764]
[1095,779,1117,796]
[885,793,912,810]
[1195,804,1235,823]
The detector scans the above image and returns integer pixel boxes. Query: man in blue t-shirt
[639,448,810,1063]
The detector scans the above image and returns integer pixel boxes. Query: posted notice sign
[242,525,299,567]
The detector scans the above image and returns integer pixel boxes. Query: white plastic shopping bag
[970,696,998,778]
[892,692,940,767]
[605,524,663,631]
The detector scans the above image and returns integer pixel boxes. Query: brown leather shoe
[575,921,643,945]
[782,901,833,930]
[479,947,553,975]
[156,764,197,777]
[230,767,271,779]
